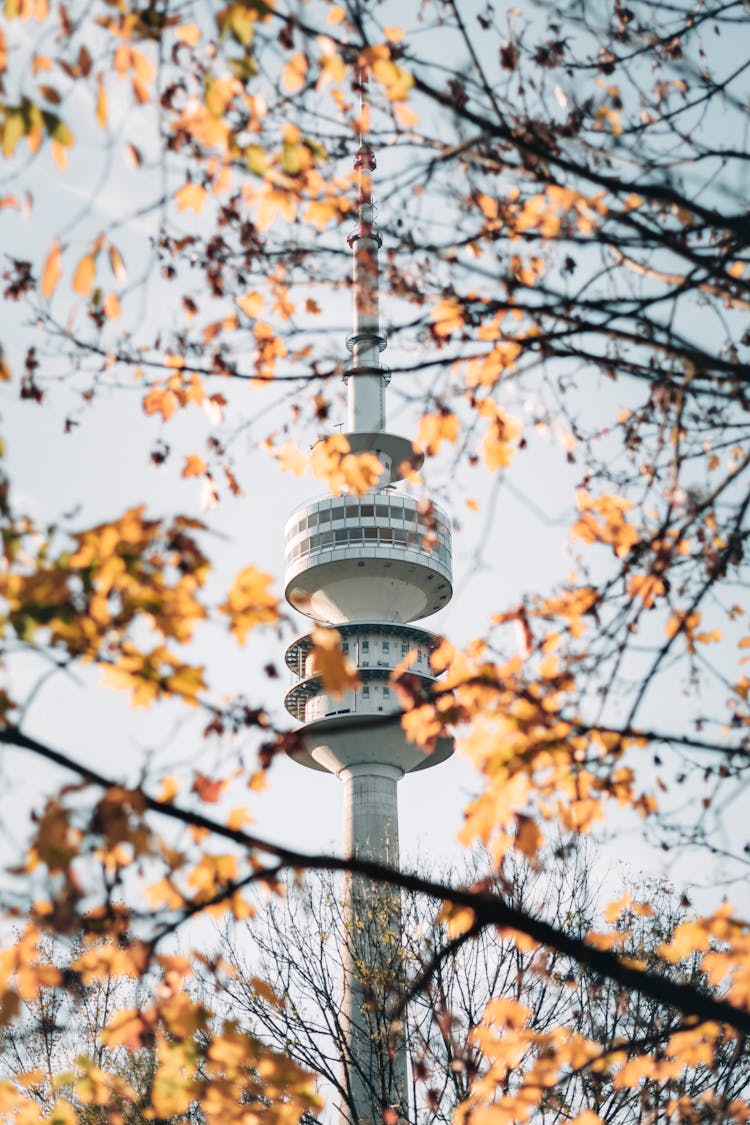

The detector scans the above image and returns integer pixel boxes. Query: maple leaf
[175,182,207,213]
[628,573,666,607]
[182,454,207,478]
[415,411,459,457]
[101,1007,155,1050]
[143,384,179,420]
[310,626,360,697]
[192,773,227,804]
[431,296,465,337]
[220,566,278,644]
[309,435,382,495]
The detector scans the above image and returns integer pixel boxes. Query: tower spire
[345,67,388,435]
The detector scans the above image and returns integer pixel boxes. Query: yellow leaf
[281,53,308,94]
[310,626,360,697]
[220,566,278,644]
[72,252,96,297]
[415,411,459,457]
[41,239,61,298]
[175,182,207,213]
[46,1100,77,1125]
[326,4,345,22]
[727,261,745,279]
[384,26,405,43]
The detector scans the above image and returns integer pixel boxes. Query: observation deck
[284,491,452,624]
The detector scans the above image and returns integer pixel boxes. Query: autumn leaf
[192,773,227,804]
[220,566,278,643]
[174,23,201,45]
[309,435,382,496]
[182,454,207,478]
[102,292,120,319]
[101,1008,154,1050]
[40,239,61,298]
[281,53,308,94]
[415,411,459,456]
[236,289,264,318]
[431,296,464,337]
[95,78,107,128]
[514,814,542,859]
[274,441,308,476]
[143,385,179,421]
[309,626,360,697]
[72,251,96,297]
[439,901,476,938]
[628,573,666,608]
[175,182,207,213]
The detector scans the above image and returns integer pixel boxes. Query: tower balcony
[284,492,452,624]
[283,623,454,775]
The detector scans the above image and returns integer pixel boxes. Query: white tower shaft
[341,764,407,1125]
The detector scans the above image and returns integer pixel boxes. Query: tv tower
[283,72,454,1125]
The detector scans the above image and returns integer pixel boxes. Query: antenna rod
[346,67,387,434]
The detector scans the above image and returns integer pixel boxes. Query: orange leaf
[282,53,308,94]
[310,626,360,697]
[192,772,226,804]
[175,182,207,213]
[103,292,120,319]
[182,454,207,478]
[72,252,96,297]
[101,1008,154,1050]
[174,23,201,45]
[95,77,107,128]
[41,239,61,298]
[236,290,264,318]
[415,411,459,456]
[143,385,178,421]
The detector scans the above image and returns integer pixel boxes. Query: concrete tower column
[342,762,402,864]
[340,764,407,1125]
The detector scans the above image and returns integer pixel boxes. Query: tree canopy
[1,0,750,1121]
